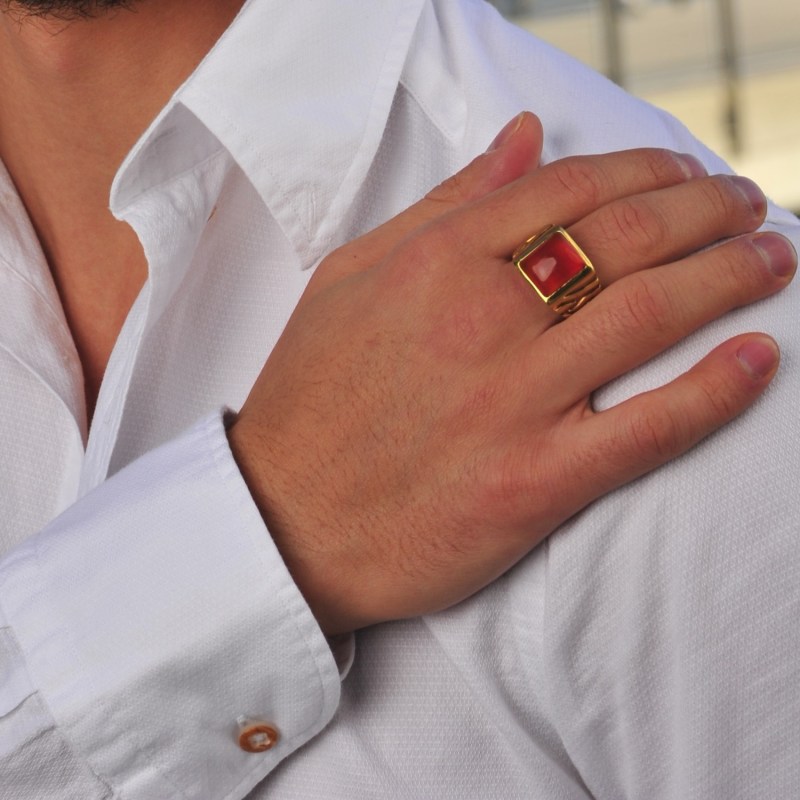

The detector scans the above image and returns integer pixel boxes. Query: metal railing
[493,0,744,152]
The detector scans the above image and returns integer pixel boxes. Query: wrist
[226,411,362,636]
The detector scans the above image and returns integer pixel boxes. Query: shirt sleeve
[535,250,800,800]
[427,3,800,797]
[0,411,342,799]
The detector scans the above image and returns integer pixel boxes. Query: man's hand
[228,112,796,635]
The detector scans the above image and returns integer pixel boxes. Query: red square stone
[518,230,587,299]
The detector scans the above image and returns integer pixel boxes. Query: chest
[0,169,308,547]
[47,223,149,421]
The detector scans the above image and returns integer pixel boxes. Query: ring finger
[533,230,796,407]
[486,173,768,335]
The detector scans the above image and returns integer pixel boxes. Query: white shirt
[0,1,798,798]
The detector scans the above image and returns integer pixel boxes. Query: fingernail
[729,175,766,216]
[752,232,798,278]
[736,337,779,380]
[676,152,707,179]
[487,112,525,152]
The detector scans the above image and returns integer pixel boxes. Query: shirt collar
[111,0,426,268]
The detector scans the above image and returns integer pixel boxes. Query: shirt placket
[0,168,86,546]
[78,134,232,496]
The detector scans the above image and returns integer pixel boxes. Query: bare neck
[0,1,246,190]
[0,0,244,421]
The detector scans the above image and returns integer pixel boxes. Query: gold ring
[512,225,601,316]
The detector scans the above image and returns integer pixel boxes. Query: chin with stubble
[2,0,134,18]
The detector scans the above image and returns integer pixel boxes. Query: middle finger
[568,173,767,285]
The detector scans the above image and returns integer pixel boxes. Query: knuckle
[626,409,684,463]
[695,238,762,304]
[691,370,740,420]
[714,237,758,285]
[478,450,538,520]
[477,439,567,528]
[548,157,605,209]
[704,175,747,220]
[624,371,742,468]
[425,169,474,210]
[605,196,669,254]
[640,148,687,185]
[609,274,670,338]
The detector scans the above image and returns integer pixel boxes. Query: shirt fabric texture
[0,1,798,798]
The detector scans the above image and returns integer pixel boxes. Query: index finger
[305,111,544,297]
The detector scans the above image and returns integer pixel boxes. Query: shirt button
[237,719,280,753]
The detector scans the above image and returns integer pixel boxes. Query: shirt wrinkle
[0,1,799,799]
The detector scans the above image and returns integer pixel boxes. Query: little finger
[568,333,780,497]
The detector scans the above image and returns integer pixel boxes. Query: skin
[0,0,245,417]
[0,2,795,636]
[2,0,132,18]
[228,116,796,633]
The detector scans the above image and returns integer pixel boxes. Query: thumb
[308,111,543,293]
[422,110,544,214]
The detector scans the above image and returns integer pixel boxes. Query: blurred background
[490,0,800,215]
